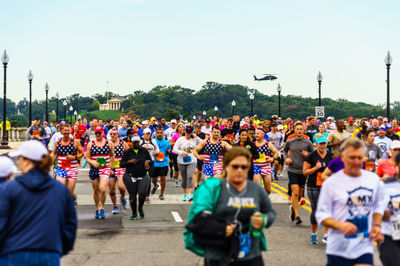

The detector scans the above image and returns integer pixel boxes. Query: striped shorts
[253,165,273,176]
[89,166,111,180]
[202,163,223,177]
[55,166,78,180]
[110,168,126,179]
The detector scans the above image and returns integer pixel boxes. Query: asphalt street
[61,168,384,266]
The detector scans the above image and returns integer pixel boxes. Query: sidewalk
[0,142,23,155]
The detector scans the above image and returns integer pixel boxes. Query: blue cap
[316,137,328,144]
[379,126,386,131]
[386,124,392,129]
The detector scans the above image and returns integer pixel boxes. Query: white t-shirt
[164,128,176,141]
[172,136,201,165]
[267,131,284,150]
[374,136,392,160]
[139,138,159,161]
[316,169,385,259]
[201,125,212,136]
[381,177,400,237]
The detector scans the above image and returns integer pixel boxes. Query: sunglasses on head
[230,164,249,170]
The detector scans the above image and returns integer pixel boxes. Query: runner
[201,118,212,136]
[170,123,184,186]
[121,136,151,220]
[283,122,314,225]
[51,124,84,206]
[0,156,16,187]
[253,129,279,194]
[364,129,383,172]
[27,117,46,145]
[173,125,201,201]
[109,128,129,214]
[234,128,258,181]
[85,126,115,220]
[140,127,159,202]
[376,140,400,180]
[303,137,332,244]
[374,126,392,160]
[327,119,350,158]
[193,124,205,189]
[152,126,171,200]
[316,138,384,266]
[267,123,285,180]
[194,126,232,179]
[379,152,400,266]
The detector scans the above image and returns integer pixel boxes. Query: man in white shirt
[316,138,385,266]
[201,118,212,136]
[374,126,392,160]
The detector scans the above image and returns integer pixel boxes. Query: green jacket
[183,177,268,257]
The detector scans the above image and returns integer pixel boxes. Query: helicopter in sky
[253,74,278,81]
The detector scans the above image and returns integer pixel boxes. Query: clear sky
[1,0,399,105]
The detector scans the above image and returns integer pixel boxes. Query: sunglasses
[95,132,103,135]
[230,164,249,170]
[110,133,117,136]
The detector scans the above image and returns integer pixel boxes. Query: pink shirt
[376,159,398,178]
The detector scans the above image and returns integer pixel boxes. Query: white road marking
[171,211,183,223]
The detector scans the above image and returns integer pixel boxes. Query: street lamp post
[1,50,9,148]
[63,100,67,121]
[45,83,49,122]
[249,93,254,117]
[231,100,236,116]
[214,106,218,117]
[55,92,59,122]
[317,71,323,106]
[203,111,206,117]
[27,70,33,123]
[74,110,77,123]
[69,106,73,124]
[277,84,282,118]
[385,51,392,120]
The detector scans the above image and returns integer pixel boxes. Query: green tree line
[1,81,399,126]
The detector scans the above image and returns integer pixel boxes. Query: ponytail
[33,154,53,174]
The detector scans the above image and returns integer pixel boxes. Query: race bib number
[89,133,96,141]
[61,160,71,170]
[391,213,400,240]
[97,157,107,167]
[365,161,375,171]
[209,154,219,163]
[114,160,120,168]
[156,152,165,162]
[316,172,324,187]
[183,156,192,163]
[256,153,266,163]
[33,130,40,137]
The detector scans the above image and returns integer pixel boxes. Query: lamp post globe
[385,51,393,120]
[74,110,77,123]
[203,111,206,116]
[249,93,254,117]
[214,106,218,117]
[63,100,67,121]
[1,50,10,148]
[231,100,236,116]
[69,106,73,124]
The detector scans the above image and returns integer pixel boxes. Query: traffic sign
[315,106,325,118]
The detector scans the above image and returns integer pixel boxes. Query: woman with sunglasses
[173,125,201,201]
[376,140,400,180]
[185,147,276,266]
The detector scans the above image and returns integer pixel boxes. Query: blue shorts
[327,253,373,266]
[55,167,68,178]
[202,163,222,177]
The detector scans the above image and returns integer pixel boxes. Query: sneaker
[121,198,129,210]
[175,180,179,187]
[295,216,302,225]
[95,210,100,219]
[112,206,119,214]
[183,194,187,201]
[187,194,193,201]
[100,208,105,219]
[289,205,295,222]
[310,234,318,244]
[159,194,164,200]
[145,197,150,204]
[130,213,138,220]
[299,197,306,205]
[151,184,159,195]
[138,207,144,218]
[322,234,328,243]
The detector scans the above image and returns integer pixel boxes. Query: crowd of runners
[1,113,400,265]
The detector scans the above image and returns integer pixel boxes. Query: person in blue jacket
[0,156,16,187]
[0,140,77,266]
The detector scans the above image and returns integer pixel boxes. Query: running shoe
[289,205,295,222]
[112,206,119,214]
[187,194,193,201]
[310,234,318,244]
[81,158,87,168]
[130,213,137,220]
[138,207,144,218]
[295,216,302,225]
[322,234,328,243]
[100,208,105,219]
[183,194,187,201]
[151,184,159,195]
[159,194,164,200]
[175,180,179,187]
[121,198,129,210]
[145,197,150,204]
[299,197,306,205]
[95,209,100,219]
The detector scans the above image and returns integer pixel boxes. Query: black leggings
[379,234,400,266]
[123,173,150,215]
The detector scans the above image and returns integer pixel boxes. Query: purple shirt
[327,157,344,173]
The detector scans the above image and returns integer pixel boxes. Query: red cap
[95,126,104,133]
[348,117,354,122]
